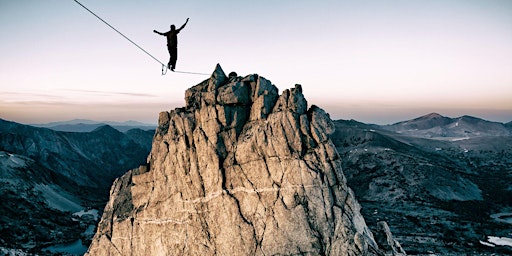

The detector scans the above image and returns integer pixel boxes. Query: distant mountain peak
[382,112,511,138]
[91,124,119,134]
[458,115,482,122]
[386,113,453,131]
[426,112,442,117]
[32,119,155,127]
[416,112,446,120]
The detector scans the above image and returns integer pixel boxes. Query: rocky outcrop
[374,221,406,256]
[86,64,403,255]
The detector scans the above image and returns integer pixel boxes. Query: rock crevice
[86,64,404,256]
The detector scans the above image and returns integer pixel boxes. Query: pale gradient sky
[1,0,511,125]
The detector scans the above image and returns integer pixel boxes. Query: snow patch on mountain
[481,236,512,248]
[488,236,512,247]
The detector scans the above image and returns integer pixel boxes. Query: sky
[1,0,511,125]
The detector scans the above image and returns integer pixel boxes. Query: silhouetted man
[154,18,189,71]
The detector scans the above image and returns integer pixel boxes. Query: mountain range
[331,113,512,254]
[31,119,157,133]
[381,112,512,139]
[0,119,154,253]
[1,110,511,254]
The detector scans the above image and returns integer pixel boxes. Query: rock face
[86,64,402,255]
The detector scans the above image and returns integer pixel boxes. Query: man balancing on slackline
[153,18,189,71]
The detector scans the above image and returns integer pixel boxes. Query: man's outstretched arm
[178,18,189,32]
[153,30,164,35]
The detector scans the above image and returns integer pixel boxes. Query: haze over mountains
[31,119,156,133]
[1,108,511,255]
[28,112,512,137]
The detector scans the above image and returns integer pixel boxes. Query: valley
[332,114,512,254]
[0,119,154,254]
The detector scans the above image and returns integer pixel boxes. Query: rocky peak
[86,64,404,255]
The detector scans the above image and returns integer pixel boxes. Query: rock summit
[86,64,404,255]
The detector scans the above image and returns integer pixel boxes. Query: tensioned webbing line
[73,0,209,76]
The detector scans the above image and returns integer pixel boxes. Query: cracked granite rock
[86,64,403,256]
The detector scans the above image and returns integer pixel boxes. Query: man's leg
[167,45,172,69]
[170,48,178,71]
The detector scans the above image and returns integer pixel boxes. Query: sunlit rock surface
[86,64,403,256]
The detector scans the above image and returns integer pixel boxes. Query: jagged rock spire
[86,65,404,256]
